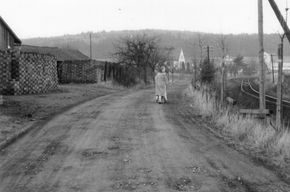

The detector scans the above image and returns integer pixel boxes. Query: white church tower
[178,49,186,69]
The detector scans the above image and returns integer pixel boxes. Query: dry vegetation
[0,83,123,146]
[186,84,290,177]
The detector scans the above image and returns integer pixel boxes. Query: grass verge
[186,84,290,180]
[0,83,123,149]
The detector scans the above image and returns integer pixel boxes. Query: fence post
[0,95,3,105]
[104,62,107,82]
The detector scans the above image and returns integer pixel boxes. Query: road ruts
[0,79,289,192]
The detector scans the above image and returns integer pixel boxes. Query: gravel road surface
[0,80,289,192]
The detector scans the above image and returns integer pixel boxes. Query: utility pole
[258,0,266,116]
[219,35,227,105]
[275,2,289,129]
[194,59,197,86]
[277,43,283,128]
[267,0,290,128]
[207,45,210,65]
[221,56,226,105]
[271,54,275,83]
[89,33,92,60]
[268,0,290,43]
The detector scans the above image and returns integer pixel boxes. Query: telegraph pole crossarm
[268,0,290,44]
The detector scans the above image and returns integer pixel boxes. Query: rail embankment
[185,84,290,183]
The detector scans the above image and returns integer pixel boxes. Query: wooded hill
[23,29,290,61]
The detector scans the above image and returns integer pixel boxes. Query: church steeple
[178,49,185,69]
[178,49,185,64]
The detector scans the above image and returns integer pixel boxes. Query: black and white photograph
[1,0,290,191]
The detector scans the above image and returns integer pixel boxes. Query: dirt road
[0,80,289,192]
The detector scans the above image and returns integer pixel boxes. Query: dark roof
[20,45,90,61]
[95,58,117,63]
[0,16,21,45]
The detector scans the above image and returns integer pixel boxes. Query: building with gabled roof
[0,16,21,50]
[20,45,100,83]
[20,45,89,61]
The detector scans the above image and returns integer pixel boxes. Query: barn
[0,16,21,50]
[0,19,58,95]
[20,45,102,84]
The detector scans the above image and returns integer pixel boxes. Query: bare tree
[113,34,171,84]
[216,34,227,58]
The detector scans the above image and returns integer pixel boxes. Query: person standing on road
[155,66,169,103]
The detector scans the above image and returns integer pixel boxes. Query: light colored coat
[155,72,168,99]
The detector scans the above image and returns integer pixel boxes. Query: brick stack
[15,52,58,95]
[0,50,12,94]
[0,49,58,95]
[59,60,102,84]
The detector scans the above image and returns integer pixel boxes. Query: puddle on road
[111,136,120,141]
[81,148,109,159]
[107,145,120,150]
[80,136,134,162]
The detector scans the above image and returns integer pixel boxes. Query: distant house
[0,16,21,50]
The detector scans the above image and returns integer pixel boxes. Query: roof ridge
[0,16,21,44]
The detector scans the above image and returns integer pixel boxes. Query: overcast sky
[0,0,288,38]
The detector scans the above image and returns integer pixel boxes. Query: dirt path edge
[0,90,127,151]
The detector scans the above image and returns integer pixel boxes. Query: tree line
[23,29,290,60]
[112,33,261,86]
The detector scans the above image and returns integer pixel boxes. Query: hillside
[23,30,290,61]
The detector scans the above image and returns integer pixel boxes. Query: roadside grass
[98,80,127,90]
[187,84,290,169]
[0,83,121,144]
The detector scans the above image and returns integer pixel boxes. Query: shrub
[189,84,290,166]
[200,59,215,84]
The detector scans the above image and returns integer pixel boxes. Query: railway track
[241,79,290,108]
